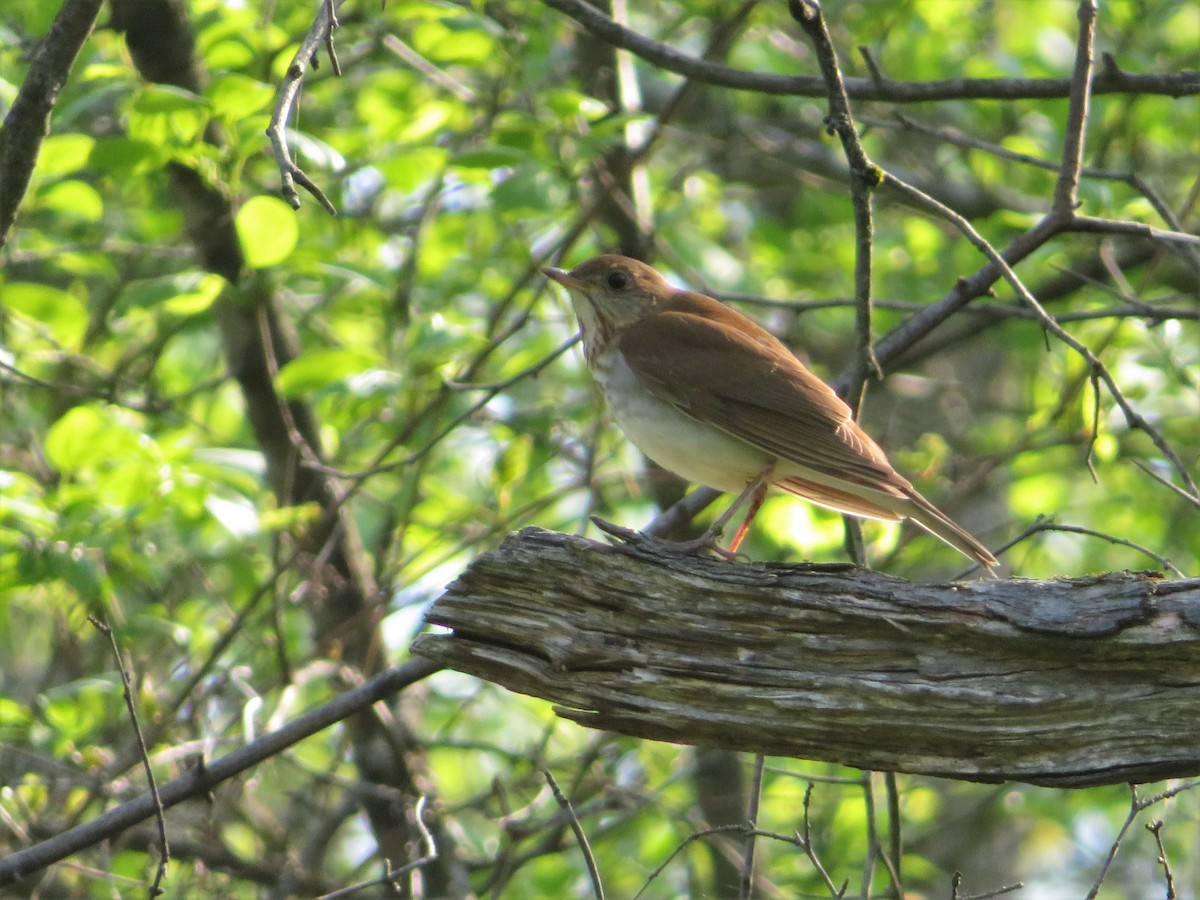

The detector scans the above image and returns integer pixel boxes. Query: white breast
[593,352,770,493]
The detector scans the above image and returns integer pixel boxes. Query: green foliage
[1,0,1196,896]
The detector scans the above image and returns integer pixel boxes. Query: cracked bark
[415,527,1200,789]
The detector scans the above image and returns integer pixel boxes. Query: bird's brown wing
[617,293,911,498]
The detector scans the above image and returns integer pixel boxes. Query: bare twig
[0,0,106,248]
[788,0,882,398]
[1085,781,1200,899]
[1145,819,1176,900]
[544,771,604,900]
[634,824,808,900]
[0,659,442,887]
[860,771,903,898]
[541,0,1200,101]
[800,783,846,897]
[739,754,766,900]
[266,0,344,212]
[382,34,477,102]
[1015,519,1187,578]
[884,772,902,895]
[876,112,1200,271]
[951,871,1025,900]
[1052,0,1097,214]
[89,615,171,897]
[1131,461,1200,511]
[316,796,439,899]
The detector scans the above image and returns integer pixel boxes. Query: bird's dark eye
[606,270,629,290]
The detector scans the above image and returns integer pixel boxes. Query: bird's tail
[903,489,999,575]
[775,475,999,575]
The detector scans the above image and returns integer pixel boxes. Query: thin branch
[1084,784,1143,900]
[739,755,766,900]
[266,0,344,212]
[1065,214,1200,245]
[541,0,1200,102]
[1144,819,1176,900]
[1052,0,1097,214]
[884,772,902,896]
[875,112,1200,273]
[0,659,443,887]
[788,0,882,396]
[800,783,846,897]
[634,824,808,900]
[1085,781,1200,900]
[860,771,903,897]
[316,796,439,899]
[1131,461,1200,511]
[952,871,1025,900]
[990,515,1188,579]
[878,171,1198,500]
[544,771,604,900]
[0,0,106,248]
[1029,519,1186,577]
[382,34,477,102]
[89,616,170,897]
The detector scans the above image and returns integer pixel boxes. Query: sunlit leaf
[275,348,381,397]
[44,405,146,473]
[127,84,210,145]
[235,195,299,267]
[35,179,104,223]
[207,73,274,120]
[33,134,95,177]
[2,282,89,347]
[451,146,529,169]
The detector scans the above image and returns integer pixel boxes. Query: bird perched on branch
[545,254,997,574]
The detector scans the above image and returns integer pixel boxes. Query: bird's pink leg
[592,463,775,560]
[727,476,771,554]
[673,463,775,558]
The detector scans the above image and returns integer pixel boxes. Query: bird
[544,254,998,574]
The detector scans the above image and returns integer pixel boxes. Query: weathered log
[412,527,1200,788]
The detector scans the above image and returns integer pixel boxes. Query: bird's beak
[542,267,582,291]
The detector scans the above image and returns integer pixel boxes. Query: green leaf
[89,137,168,176]
[1,282,88,347]
[33,134,95,177]
[490,166,559,213]
[127,84,210,146]
[412,19,496,63]
[162,273,225,316]
[36,180,104,223]
[235,196,299,267]
[119,273,224,315]
[275,348,380,397]
[545,89,610,119]
[377,148,448,191]
[0,695,32,732]
[44,406,146,474]
[451,146,529,169]
[208,73,274,121]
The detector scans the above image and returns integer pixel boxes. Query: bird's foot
[589,516,745,561]
[589,516,645,545]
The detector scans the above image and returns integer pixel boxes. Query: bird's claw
[589,516,745,561]
[589,515,644,544]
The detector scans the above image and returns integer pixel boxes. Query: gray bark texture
[413,527,1200,788]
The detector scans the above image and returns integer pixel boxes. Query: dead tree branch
[415,528,1200,789]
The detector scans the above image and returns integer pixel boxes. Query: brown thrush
[544,254,998,573]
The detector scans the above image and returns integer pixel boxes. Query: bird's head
[543,255,671,336]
